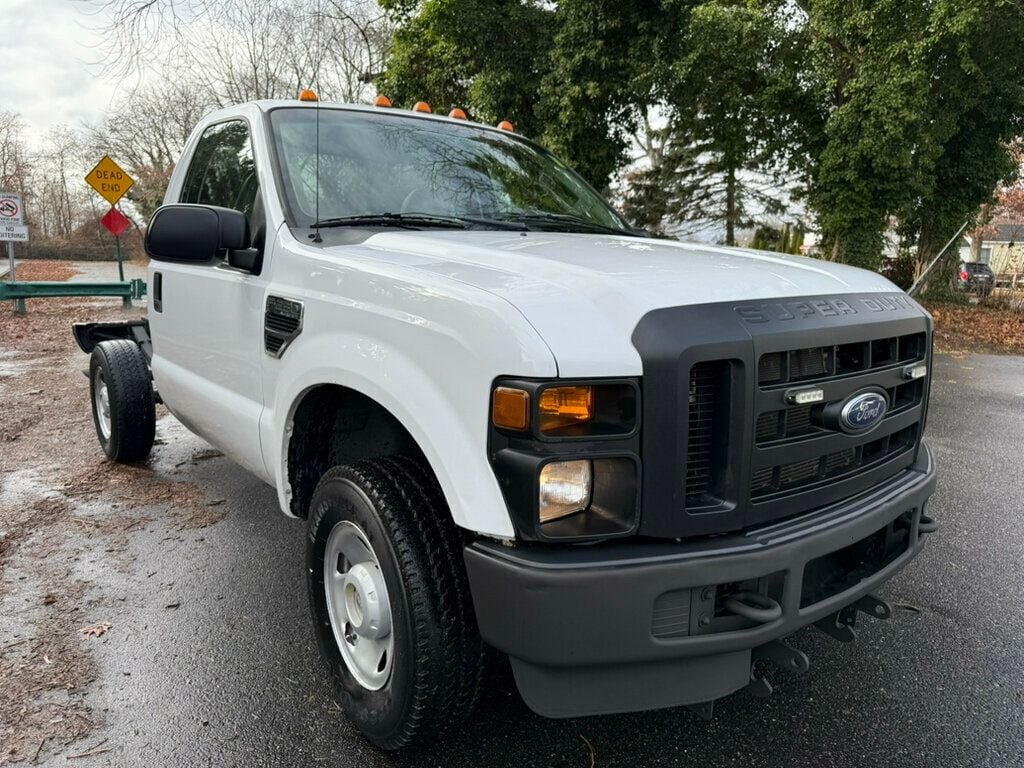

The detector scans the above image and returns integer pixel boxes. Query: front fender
[262,318,556,539]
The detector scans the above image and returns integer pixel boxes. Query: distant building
[960,222,1024,277]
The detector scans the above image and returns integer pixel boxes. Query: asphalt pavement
[41,352,1024,767]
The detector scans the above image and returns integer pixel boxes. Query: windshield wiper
[313,212,470,230]
[495,211,634,235]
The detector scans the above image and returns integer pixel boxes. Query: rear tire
[89,339,156,463]
[306,457,485,750]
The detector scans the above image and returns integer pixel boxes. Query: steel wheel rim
[94,369,112,440]
[324,520,394,691]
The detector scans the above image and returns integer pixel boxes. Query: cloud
[0,0,120,145]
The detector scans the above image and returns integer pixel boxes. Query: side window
[181,121,260,221]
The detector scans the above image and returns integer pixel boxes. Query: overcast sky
[0,0,121,145]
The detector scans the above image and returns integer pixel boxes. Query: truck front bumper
[464,444,937,718]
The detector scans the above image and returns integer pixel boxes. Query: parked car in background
[957,261,995,295]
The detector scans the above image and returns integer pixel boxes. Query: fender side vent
[265,296,303,358]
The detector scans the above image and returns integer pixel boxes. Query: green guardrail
[0,278,147,314]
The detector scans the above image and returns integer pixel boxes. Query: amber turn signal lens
[538,387,594,433]
[492,387,530,431]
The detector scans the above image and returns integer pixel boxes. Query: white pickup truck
[75,97,938,750]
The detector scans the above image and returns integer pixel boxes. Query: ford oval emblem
[840,391,888,433]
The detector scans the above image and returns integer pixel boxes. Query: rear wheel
[307,457,485,750]
[89,340,155,463]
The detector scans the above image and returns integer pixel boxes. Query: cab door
[148,118,272,480]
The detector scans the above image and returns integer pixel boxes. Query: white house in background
[959,222,1024,276]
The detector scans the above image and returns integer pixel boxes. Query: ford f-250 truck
[74,95,938,750]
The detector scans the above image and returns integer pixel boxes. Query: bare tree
[0,111,31,200]
[81,0,392,104]
[88,81,216,219]
[30,127,94,239]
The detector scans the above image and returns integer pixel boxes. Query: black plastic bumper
[464,444,937,718]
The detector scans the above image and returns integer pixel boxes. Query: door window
[181,120,260,219]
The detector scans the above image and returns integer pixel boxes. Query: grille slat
[758,332,926,387]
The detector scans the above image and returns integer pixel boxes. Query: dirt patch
[0,261,227,763]
[0,577,98,765]
[925,302,1024,355]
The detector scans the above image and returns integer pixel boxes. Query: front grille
[750,330,927,505]
[635,291,930,540]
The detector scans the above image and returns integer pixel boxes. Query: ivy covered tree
[377,0,556,143]
[793,0,1024,270]
[379,0,1024,268]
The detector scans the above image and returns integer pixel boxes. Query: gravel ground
[1,263,1022,766]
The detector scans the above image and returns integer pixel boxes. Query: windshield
[268,108,629,232]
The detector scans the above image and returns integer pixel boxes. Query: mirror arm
[227,247,262,274]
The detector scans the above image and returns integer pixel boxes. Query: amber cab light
[493,387,530,431]
[413,101,432,113]
[374,95,393,107]
[299,89,318,102]
[539,387,594,433]
[497,120,515,132]
[449,107,468,119]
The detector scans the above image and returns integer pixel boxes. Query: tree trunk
[970,203,990,262]
[725,165,736,246]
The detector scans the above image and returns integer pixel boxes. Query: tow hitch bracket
[852,593,892,620]
[686,701,715,721]
[815,593,892,642]
[753,639,810,675]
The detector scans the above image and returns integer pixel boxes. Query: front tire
[307,457,485,750]
[89,340,156,463]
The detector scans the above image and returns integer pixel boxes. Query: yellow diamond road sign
[86,155,134,206]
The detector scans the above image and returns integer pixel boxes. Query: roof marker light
[449,107,467,119]
[497,120,515,132]
[299,89,318,102]
[412,101,432,113]
[374,95,393,107]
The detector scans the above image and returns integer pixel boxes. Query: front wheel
[307,457,485,750]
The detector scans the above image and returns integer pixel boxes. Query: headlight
[488,378,641,542]
[539,460,592,522]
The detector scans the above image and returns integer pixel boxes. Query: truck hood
[350,231,903,376]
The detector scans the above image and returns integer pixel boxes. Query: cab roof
[243,99,515,137]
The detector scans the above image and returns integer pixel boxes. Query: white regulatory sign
[0,192,24,225]
[0,223,29,242]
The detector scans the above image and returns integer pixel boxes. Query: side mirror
[145,204,250,263]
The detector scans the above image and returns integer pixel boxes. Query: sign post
[0,192,28,313]
[100,207,133,303]
[85,156,135,288]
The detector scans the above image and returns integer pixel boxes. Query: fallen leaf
[79,622,112,638]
